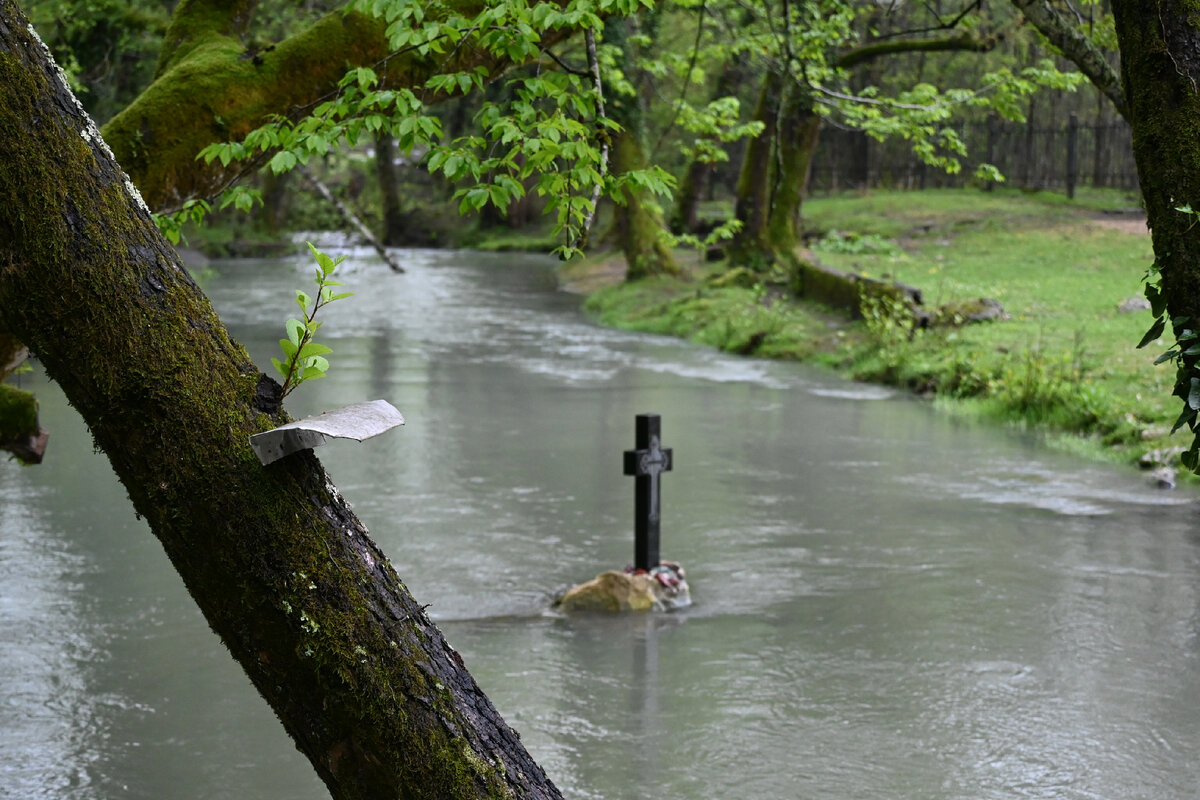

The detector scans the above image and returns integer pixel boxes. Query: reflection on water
[3,246,1200,799]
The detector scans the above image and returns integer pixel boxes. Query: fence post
[1066,112,1079,199]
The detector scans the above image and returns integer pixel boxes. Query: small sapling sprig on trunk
[272,243,354,399]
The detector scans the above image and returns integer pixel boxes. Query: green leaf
[1183,442,1200,472]
[1137,316,1166,348]
[296,291,311,314]
[1189,377,1200,411]
[1145,283,1167,317]
[1173,406,1197,434]
[300,365,328,381]
[279,338,298,359]
[1156,349,1181,365]
[297,342,333,360]
[268,150,298,174]
[271,356,288,380]
[285,318,305,346]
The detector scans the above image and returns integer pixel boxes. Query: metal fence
[808,114,1139,195]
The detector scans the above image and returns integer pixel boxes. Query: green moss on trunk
[611,130,681,280]
[766,87,821,263]
[1112,0,1200,454]
[727,71,783,271]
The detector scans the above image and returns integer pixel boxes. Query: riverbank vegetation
[573,188,1178,469]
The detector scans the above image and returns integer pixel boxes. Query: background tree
[601,12,682,278]
[694,0,1081,279]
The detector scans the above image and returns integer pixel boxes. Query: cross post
[623,414,673,571]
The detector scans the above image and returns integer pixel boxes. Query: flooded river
[4,247,1200,799]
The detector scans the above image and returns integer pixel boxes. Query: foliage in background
[189,0,677,259]
[22,0,167,122]
[582,188,1167,465]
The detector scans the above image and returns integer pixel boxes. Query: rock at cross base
[557,562,690,613]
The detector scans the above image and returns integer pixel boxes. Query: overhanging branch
[836,32,998,70]
[1010,0,1127,119]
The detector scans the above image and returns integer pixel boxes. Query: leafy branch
[272,243,354,399]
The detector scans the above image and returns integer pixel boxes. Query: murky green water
[4,246,1200,799]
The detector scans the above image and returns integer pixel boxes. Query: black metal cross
[623,414,673,571]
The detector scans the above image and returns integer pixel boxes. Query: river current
[3,247,1200,799]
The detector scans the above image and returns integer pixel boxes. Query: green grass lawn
[580,187,1187,469]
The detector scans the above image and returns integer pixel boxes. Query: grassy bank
[570,188,1185,470]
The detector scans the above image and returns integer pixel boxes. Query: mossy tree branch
[834,33,998,70]
[1011,0,1127,119]
[155,0,258,77]
[100,0,570,212]
[0,3,563,797]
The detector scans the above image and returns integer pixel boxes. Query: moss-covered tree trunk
[727,76,819,275]
[670,158,707,235]
[726,70,782,271]
[765,85,821,264]
[0,5,563,799]
[604,16,680,281]
[611,128,682,280]
[375,131,407,246]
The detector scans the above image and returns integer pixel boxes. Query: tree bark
[604,16,680,280]
[375,132,408,246]
[610,128,682,280]
[766,85,821,264]
[1111,0,1200,442]
[0,5,563,799]
[727,70,783,271]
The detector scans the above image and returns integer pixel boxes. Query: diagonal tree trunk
[0,4,562,799]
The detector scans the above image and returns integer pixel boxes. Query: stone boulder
[557,562,691,613]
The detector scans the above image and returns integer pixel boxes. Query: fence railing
[807,114,1139,195]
